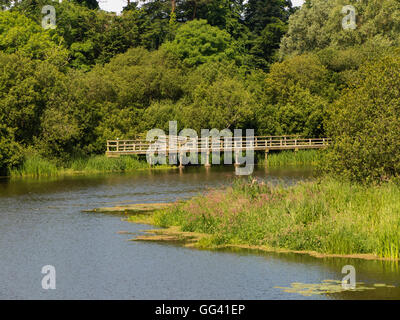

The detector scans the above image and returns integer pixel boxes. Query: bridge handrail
[106,137,331,152]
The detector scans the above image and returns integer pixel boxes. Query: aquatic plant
[153,178,400,260]
[258,150,323,167]
[10,154,58,177]
[275,280,396,297]
[10,154,171,178]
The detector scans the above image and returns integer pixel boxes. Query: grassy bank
[144,178,400,260]
[10,154,172,178]
[258,149,323,167]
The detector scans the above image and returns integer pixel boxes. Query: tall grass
[70,155,150,173]
[259,150,323,167]
[10,155,59,177]
[10,154,170,178]
[153,178,400,260]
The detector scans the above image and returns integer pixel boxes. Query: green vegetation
[10,154,171,177]
[69,155,151,173]
[0,0,399,183]
[1,0,398,262]
[280,0,400,57]
[324,56,400,182]
[258,150,323,167]
[151,178,400,260]
[10,154,58,177]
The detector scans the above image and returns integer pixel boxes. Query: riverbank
[9,150,321,178]
[9,154,174,178]
[128,178,400,260]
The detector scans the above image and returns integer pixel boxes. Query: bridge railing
[106,136,331,154]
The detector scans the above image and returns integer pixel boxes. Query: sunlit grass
[70,155,149,173]
[11,154,171,177]
[153,178,400,260]
[258,150,323,167]
[10,155,59,177]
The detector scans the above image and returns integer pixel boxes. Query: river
[0,166,399,299]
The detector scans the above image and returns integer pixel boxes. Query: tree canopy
[0,0,399,182]
[280,0,400,57]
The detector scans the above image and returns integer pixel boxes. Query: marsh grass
[153,178,400,260]
[10,155,59,177]
[258,150,323,167]
[11,154,170,177]
[70,155,150,173]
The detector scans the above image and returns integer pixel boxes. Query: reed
[10,155,59,177]
[153,178,400,260]
[70,155,149,173]
[259,150,323,167]
[11,154,170,177]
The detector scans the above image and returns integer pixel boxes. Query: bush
[325,55,400,182]
[0,125,22,175]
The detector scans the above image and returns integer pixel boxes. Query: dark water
[0,166,399,300]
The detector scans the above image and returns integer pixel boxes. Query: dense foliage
[0,0,399,182]
[280,0,400,57]
[324,56,400,182]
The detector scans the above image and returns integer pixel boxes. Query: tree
[74,0,99,9]
[248,17,287,69]
[244,0,293,69]
[0,10,68,61]
[182,76,255,131]
[0,124,22,174]
[325,55,400,182]
[255,54,329,137]
[0,53,66,145]
[162,19,245,67]
[124,0,175,50]
[244,0,292,34]
[280,0,400,57]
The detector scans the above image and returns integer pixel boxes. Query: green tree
[248,17,288,69]
[244,0,292,34]
[255,54,329,137]
[0,53,66,144]
[280,0,400,57]
[0,124,22,174]
[178,60,255,131]
[0,10,68,61]
[244,0,293,69]
[162,19,245,67]
[74,0,99,9]
[325,55,400,182]
[124,0,174,49]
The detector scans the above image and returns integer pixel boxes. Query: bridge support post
[234,151,240,167]
[205,150,211,167]
[179,152,184,168]
[264,149,269,165]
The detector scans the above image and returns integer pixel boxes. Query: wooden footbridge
[106,135,330,167]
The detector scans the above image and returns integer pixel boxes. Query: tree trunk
[171,0,176,13]
[193,1,197,19]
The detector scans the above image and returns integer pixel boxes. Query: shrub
[324,55,400,182]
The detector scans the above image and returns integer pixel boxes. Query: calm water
[0,166,399,300]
